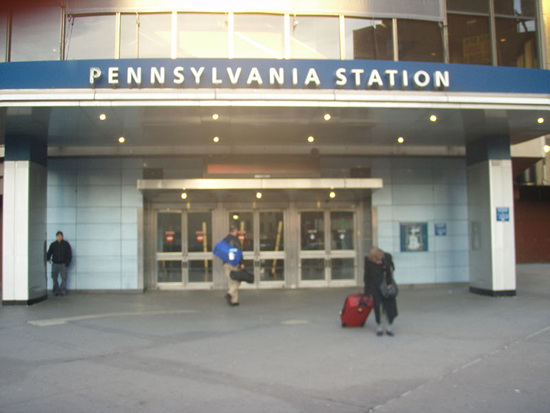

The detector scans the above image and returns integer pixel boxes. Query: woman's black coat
[364,253,398,324]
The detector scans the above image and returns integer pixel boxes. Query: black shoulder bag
[379,257,398,299]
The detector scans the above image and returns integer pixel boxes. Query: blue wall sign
[435,223,447,236]
[496,207,510,222]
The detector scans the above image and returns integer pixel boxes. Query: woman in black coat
[364,247,398,336]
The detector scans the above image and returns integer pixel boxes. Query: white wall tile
[76,186,122,207]
[392,185,434,205]
[76,240,122,256]
[47,207,76,224]
[47,185,77,207]
[77,208,121,224]
[78,168,122,186]
[77,224,121,240]
[122,185,143,207]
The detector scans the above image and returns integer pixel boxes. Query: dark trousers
[51,263,68,294]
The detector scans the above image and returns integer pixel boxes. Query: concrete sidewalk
[1,263,549,413]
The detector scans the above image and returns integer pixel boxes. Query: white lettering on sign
[173,67,184,84]
[270,68,284,86]
[108,67,119,85]
[190,67,205,85]
[89,67,101,84]
[151,67,165,85]
[247,67,263,85]
[88,66,450,90]
[227,67,242,85]
[128,67,142,86]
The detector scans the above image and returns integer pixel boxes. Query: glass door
[157,212,183,284]
[258,211,285,284]
[299,210,356,285]
[156,210,213,288]
[229,210,285,286]
[329,211,356,283]
[186,211,213,285]
[299,211,326,282]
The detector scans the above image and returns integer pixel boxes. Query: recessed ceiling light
[181,192,188,200]
[308,136,315,143]
[256,192,263,199]
[213,136,220,143]
[429,115,438,122]
[324,114,331,121]
[544,145,550,154]
[118,136,125,143]
[212,113,219,120]
[397,136,405,144]
[99,113,107,121]
[329,191,336,199]
[537,117,545,124]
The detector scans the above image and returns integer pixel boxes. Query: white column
[2,160,47,304]
[468,157,516,296]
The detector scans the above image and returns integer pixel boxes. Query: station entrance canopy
[0,59,549,159]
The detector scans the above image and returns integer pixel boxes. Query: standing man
[46,231,72,296]
[222,226,244,307]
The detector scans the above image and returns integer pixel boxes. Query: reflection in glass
[301,211,324,250]
[494,0,536,17]
[260,212,284,251]
[290,15,339,59]
[447,0,489,13]
[331,211,354,250]
[229,212,253,251]
[331,258,355,280]
[188,260,213,283]
[120,13,172,58]
[496,18,538,67]
[177,13,228,58]
[448,15,491,65]
[345,18,393,60]
[157,213,182,252]
[261,259,284,281]
[11,7,60,61]
[188,212,212,253]
[158,261,182,283]
[234,14,284,59]
[65,14,115,60]
[397,20,443,62]
[0,13,7,62]
[301,259,325,280]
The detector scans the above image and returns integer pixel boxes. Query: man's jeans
[51,263,68,295]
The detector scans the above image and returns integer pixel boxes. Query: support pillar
[467,136,516,296]
[2,136,48,305]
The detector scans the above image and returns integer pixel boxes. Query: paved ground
[0,263,549,413]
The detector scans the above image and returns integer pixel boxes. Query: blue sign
[435,223,447,236]
[1,59,550,94]
[496,207,510,222]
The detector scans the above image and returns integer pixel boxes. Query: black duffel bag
[230,269,255,283]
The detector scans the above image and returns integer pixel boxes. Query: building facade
[1,0,549,304]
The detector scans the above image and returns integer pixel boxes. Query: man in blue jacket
[46,231,72,296]
[223,226,244,306]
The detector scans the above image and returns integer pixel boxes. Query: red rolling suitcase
[340,293,373,327]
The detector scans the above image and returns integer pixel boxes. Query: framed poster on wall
[400,222,428,252]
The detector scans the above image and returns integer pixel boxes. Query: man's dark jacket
[47,240,72,266]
